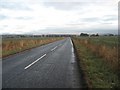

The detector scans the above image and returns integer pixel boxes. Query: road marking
[59,44,62,46]
[70,39,74,53]
[24,54,46,70]
[70,38,76,63]
[51,46,58,51]
[70,39,73,47]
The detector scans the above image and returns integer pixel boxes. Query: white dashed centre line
[24,54,46,70]
[51,46,58,51]
[59,44,62,46]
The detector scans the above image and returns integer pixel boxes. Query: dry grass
[73,37,118,71]
[2,37,63,57]
[72,37,119,88]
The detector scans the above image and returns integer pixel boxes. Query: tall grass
[2,37,63,57]
[72,36,119,88]
[73,37,118,71]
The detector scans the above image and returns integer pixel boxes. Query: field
[1,36,119,88]
[72,36,119,88]
[2,37,63,57]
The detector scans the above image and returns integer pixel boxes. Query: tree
[80,33,89,36]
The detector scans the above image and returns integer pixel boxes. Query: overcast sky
[0,0,119,35]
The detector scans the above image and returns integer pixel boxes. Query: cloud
[15,16,33,20]
[0,1,31,11]
[81,18,101,22]
[0,0,119,34]
[43,2,85,10]
[0,15,8,20]
[102,15,118,21]
[26,27,118,35]
[43,0,118,11]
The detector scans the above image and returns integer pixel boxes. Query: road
[2,38,81,88]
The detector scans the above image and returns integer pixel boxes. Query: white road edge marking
[51,46,58,51]
[70,39,73,47]
[70,39,74,53]
[70,38,76,63]
[24,54,46,70]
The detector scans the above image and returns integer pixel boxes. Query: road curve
[2,37,81,88]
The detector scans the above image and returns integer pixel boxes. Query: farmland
[72,36,119,88]
[2,37,63,57]
[1,35,119,88]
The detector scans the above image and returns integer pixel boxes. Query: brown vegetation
[2,37,63,57]
[73,37,118,71]
[72,37,119,88]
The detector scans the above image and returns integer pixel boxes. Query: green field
[78,36,118,48]
[72,36,119,88]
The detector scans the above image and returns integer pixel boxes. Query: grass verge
[2,37,63,58]
[72,37,119,88]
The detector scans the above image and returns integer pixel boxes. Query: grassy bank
[2,37,63,57]
[72,36,118,88]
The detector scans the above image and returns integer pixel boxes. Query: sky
[0,0,119,35]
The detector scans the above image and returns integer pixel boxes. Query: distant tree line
[80,33,116,37]
[2,33,117,39]
[80,33,99,37]
[2,34,77,39]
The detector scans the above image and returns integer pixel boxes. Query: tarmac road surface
[2,37,81,88]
